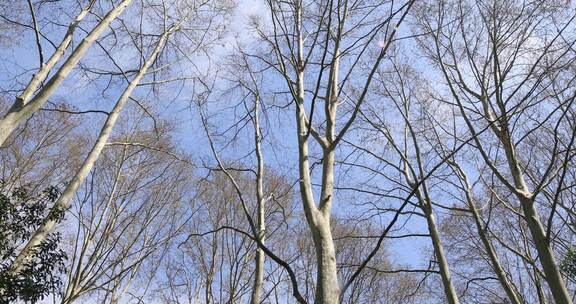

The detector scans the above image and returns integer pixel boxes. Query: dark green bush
[0,182,66,303]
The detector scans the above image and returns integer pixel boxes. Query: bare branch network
[0,0,575,303]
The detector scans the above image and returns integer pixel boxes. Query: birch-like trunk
[310,212,339,304]
[482,92,571,303]
[424,206,459,303]
[61,148,126,304]
[16,1,93,110]
[501,137,571,304]
[437,45,571,302]
[294,63,340,304]
[8,28,173,275]
[401,113,459,304]
[313,49,341,304]
[250,96,265,304]
[410,186,459,304]
[269,1,342,301]
[400,145,459,303]
[453,164,524,304]
[294,35,340,303]
[0,0,132,146]
[295,88,340,304]
[296,110,340,304]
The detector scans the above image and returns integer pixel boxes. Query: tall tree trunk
[310,212,339,304]
[412,188,459,304]
[295,66,340,304]
[519,195,570,303]
[453,163,524,304]
[0,0,132,146]
[500,128,572,304]
[250,95,265,304]
[7,28,173,275]
[290,2,341,302]
[313,46,341,304]
[16,1,93,111]
[295,91,340,304]
[267,0,356,301]
[437,46,572,302]
[401,112,459,304]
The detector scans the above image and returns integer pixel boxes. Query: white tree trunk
[250,95,266,304]
[295,97,341,303]
[453,164,523,304]
[294,44,341,304]
[411,189,459,304]
[500,127,571,304]
[296,114,340,304]
[0,0,132,146]
[310,212,340,304]
[8,28,173,275]
[18,2,93,107]
[441,55,572,303]
[401,121,459,304]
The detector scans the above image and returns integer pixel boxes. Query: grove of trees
[0,0,575,303]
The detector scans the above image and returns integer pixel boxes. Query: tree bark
[452,163,524,304]
[401,113,459,304]
[296,25,341,301]
[500,123,571,304]
[295,60,340,304]
[250,95,265,304]
[0,0,132,146]
[411,187,459,304]
[435,37,573,302]
[8,27,173,275]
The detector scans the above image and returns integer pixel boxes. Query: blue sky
[0,1,450,301]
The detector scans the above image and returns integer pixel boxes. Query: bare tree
[62,120,192,303]
[416,0,576,302]
[0,0,133,146]
[2,0,576,303]
[247,1,415,302]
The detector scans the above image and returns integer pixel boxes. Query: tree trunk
[310,212,340,304]
[290,2,341,302]
[520,195,570,304]
[413,189,459,304]
[459,170,523,304]
[501,133,572,304]
[16,2,92,109]
[295,103,341,304]
[295,71,340,304]
[0,0,132,146]
[449,162,524,303]
[402,128,459,304]
[250,95,265,304]
[8,28,173,275]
